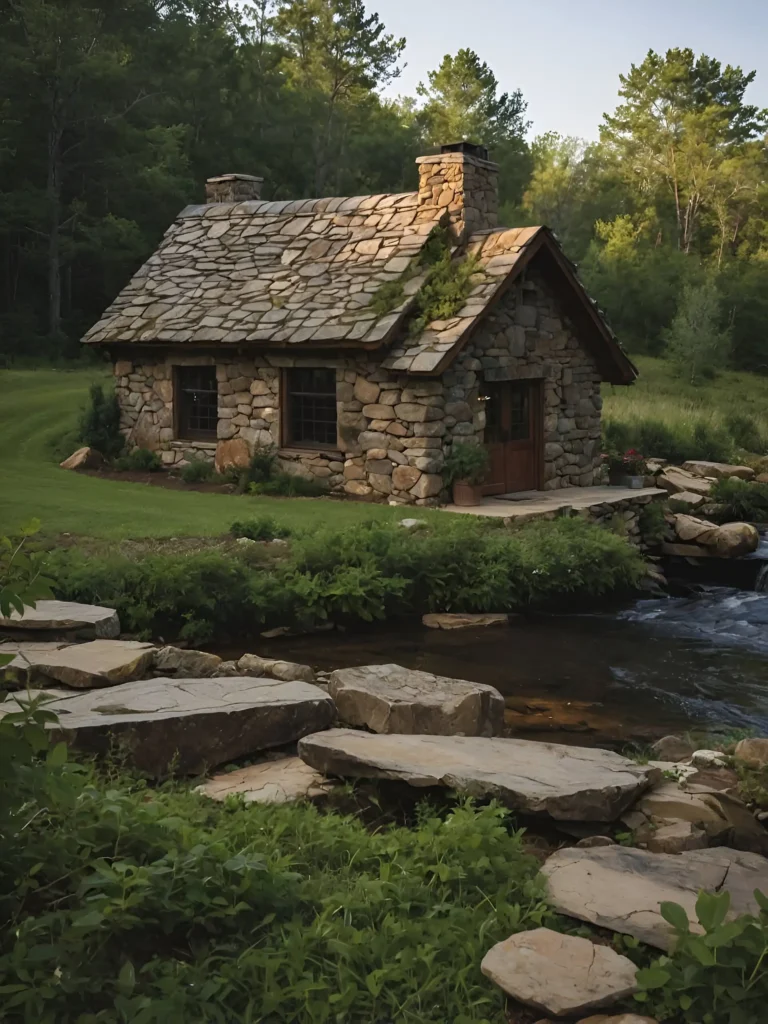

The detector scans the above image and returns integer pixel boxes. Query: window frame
[173,365,219,442]
[280,367,339,451]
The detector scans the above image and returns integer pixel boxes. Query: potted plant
[621,448,647,488]
[444,442,490,506]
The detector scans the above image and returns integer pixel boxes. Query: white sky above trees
[373,0,768,140]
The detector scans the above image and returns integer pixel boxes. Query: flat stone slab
[15,640,155,689]
[328,663,504,736]
[542,845,768,950]
[422,613,509,630]
[0,600,120,639]
[480,927,637,1017]
[298,730,658,821]
[38,677,335,776]
[197,756,335,804]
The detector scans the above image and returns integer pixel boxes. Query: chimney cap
[440,141,489,161]
[206,173,264,184]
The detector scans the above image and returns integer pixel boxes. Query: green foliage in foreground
[0,711,548,1024]
[230,516,292,542]
[711,478,768,523]
[113,448,163,473]
[634,890,768,1024]
[179,458,216,484]
[49,516,645,644]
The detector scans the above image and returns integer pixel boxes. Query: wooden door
[482,380,542,495]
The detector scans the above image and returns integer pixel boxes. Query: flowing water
[238,584,768,747]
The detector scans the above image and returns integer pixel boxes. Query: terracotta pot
[452,480,483,506]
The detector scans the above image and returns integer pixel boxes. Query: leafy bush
[603,415,734,465]
[0,728,549,1024]
[635,890,768,1024]
[180,457,215,484]
[443,442,490,486]
[230,516,291,542]
[725,412,765,454]
[638,500,667,544]
[250,472,328,497]
[78,383,124,458]
[50,517,645,643]
[711,477,768,522]
[114,447,163,472]
[247,445,279,484]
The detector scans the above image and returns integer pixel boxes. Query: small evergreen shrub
[78,383,124,458]
[247,445,279,484]
[710,477,768,522]
[443,442,490,486]
[249,473,328,498]
[638,500,667,544]
[180,458,215,484]
[113,447,162,472]
[230,516,291,542]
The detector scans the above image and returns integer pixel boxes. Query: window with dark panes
[175,366,218,440]
[283,368,337,448]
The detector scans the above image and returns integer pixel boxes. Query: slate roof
[83,190,636,384]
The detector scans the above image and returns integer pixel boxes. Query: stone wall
[113,268,603,501]
[441,269,603,490]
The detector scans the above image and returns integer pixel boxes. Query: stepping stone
[328,664,504,736]
[15,640,155,689]
[38,677,335,776]
[197,756,335,804]
[0,600,119,639]
[480,927,637,1017]
[682,460,755,481]
[422,612,509,630]
[542,845,768,950]
[298,730,658,821]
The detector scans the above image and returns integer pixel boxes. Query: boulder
[683,460,755,481]
[33,676,335,776]
[237,653,315,683]
[480,928,637,1017]
[658,467,712,496]
[215,438,250,474]
[196,756,335,804]
[651,735,694,762]
[327,663,504,736]
[714,522,759,557]
[643,819,708,853]
[422,612,509,630]
[673,513,720,544]
[692,748,728,768]
[15,639,155,689]
[542,845,768,950]
[735,737,768,768]
[0,600,120,640]
[298,730,658,821]
[153,646,222,678]
[60,446,104,471]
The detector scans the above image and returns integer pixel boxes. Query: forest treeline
[1,0,767,373]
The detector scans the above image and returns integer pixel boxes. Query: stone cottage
[83,142,636,505]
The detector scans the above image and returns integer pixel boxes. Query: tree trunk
[47,122,62,339]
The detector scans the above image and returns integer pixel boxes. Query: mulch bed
[77,467,236,494]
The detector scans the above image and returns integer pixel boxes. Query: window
[175,366,218,440]
[283,368,337,448]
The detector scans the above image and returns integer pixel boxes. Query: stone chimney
[205,173,264,204]
[415,141,499,239]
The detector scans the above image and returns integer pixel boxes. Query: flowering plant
[621,448,646,475]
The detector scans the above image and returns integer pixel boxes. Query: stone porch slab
[443,485,666,519]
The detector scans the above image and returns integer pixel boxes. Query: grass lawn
[604,355,768,439]
[0,368,428,540]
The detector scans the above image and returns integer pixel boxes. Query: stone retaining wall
[114,269,604,503]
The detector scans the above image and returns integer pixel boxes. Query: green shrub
[725,412,765,454]
[180,457,215,484]
[114,447,162,472]
[78,383,124,458]
[635,890,768,1023]
[711,477,768,522]
[50,517,645,643]
[638,500,667,545]
[603,414,734,465]
[250,472,328,497]
[230,516,291,542]
[443,442,490,486]
[247,445,278,484]
[0,721,549,1024]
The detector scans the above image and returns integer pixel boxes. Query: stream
[232,582,768,748]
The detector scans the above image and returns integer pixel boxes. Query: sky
[372,0,768,141]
